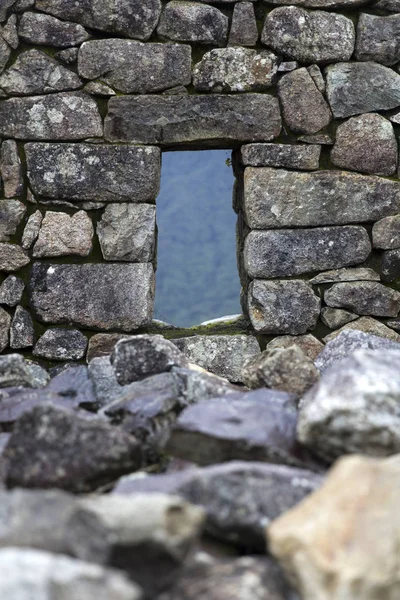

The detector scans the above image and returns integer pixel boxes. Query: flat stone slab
[29,263,155,331]
[25,143,160,202]
[244,168,400,229]
[104,94,281,148]
[240,143,321,170]
[309,267,380,285]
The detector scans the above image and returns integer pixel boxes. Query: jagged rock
[18,11,89,47]
[105,94,281,147]
[331,113,397,176]
[242,346,319,397]
[326,62,400,118]
[0,38,10,76]
[247,280,320,335]
[324,281,400,317]
[87,334,130,363]
[174,335,260,383]
[0,140,23,198]
[0,243,29,271]
[267,334,324,362]
[277,68,332,135]
[322,316,400,343]
[26,143,160,202]
[0,354,35,388]
[29,263,155,331]
[0,275,24,306]
[243,168,400,229]
[172,366,240,406]
[228,2,258,47]
[33,329,87,361]
[307,64,325,94]
[4,404,142,491]
[88,356,130,407]
[0,92,102,140]
[240,143,321,170]
[320,308,358,330]
[114,461,323,553]
[2,15,19,49]
[309,267,380,284]
[381,249,400,283]
[26,361,49,388]
[55,47,78,64]
[356,13,400,65]
[193,48,278,93]
[78,40,191,94]
[97,204,156,262]
[0,200,26,242]
[373,215,400,249]
[33,210,93,258]
[244,227,371,278]
[0,307,10,352]
[10,306,34,349]
[268,454,400,600]
[35,0,161,40]
[158,2,228,46]
[47,365,97,408]
[84,81,115,96]
[261,7,355,64]
[0,0,16,21]
[21,210,42,250]
[111,335,189,385]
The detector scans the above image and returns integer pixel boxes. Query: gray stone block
[240,143,321,170]
[158,1,228,45]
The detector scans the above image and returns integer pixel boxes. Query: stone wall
[1,0,400,361]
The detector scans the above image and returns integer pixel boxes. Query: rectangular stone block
[244,168,400,228]
[240,143,321,170]
[29,263,155,331]
[25,143,160,202]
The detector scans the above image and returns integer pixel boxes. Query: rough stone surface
[244,168,400,229]
[240,143,321,170]
[325,281,400,317]
[0,354,35,387]
[33,328,87,361]
[268,0,371,7]
[78,40,191,94]
[0,200,26,242]
[87,334,130,363]
[18,11,89,47]
[0,275,24,307]
[97,204,156,262]
[356,13,400,65]
[172,366,241,406]
[158,2,228,46]
[26,143,160,202]
[0,307,10,352]
[307,64,325,94]
[228,2,258,47]
[381,248,400,283]
[326,62,400,118]
[244,227,371,278]
[309,267,380,284]
[331,113,397,176]
[267,334,324,362]
[262,7,355,64]
[104,94,282,147]
[29,263,155,331]
[247,280,320,335]
[174,335,260,383]
[278,68,332,135]
[10,305,35,349]
[55,47,78,64]
[0,243,29,272]
[0,92,102,140]
[373,214,400,249]
[84,81,115,96]
[323,316,400,343]
[0,140,23,198]
[320,307,358,330]
[21,210,42,250]
[33,210,94,258]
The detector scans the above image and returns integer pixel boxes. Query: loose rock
[0,353,35,387]
[87,333,130,363]
[324,281,400,317]
[267,334,324,362]
[33,211,94,258]
[322,316,400,343]
[158,1,228,46]
[0,275,24,306]
[18,11,89,47]
[0,140,23,198]
[320,307,358,330]
[10,306,35,349]
[33,328,88,361]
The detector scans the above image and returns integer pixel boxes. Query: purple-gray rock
[356,13,400,66]
[372,215,400,249]
[18,11,89,47]
[0,244,29,272]
[320,308,358,330]
[228,2,258,47]
[33,328,88,361]
[324,281,400,317]
[10,306,34,349]
[0,275,24,307]
[158,1,228,46]
[0,354,35,388]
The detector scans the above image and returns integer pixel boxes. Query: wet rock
[262,7,355,64]
[105,94,281,147]
[381,248,400,283]
[323,316,400,343]
[0,243,29,271]
[78,40,191,94]
[33,210,94,258]
[0,354,35,388]
[267,334,324,362]
[87,333,130,362]
[172,366,241,406]
[21,210,42,250]
[0,200,26,242]
[326,62,400,118]
[243,168,400,229]
[373,214,400,249]
[29,263,155,331]
[18,11,89,46]
[309,267,380,284]
[33,328,88,361]
[0,275,24,306]
[324,281,400,317]
[10,306,34,349]
[277,68,332,135]
[26,143,160,202]
[247,280,320,335]
[0,92,102,140]
[0,307,10,352]
[244,227,371,278]
[0,140,23,198]
[331,113,397,176]
[193,48,278,93]
[228,2,258,47]
[4,404,142,492]
[320,307,358,330]
[174,335,260,383]
[97,204,156,262]
[240,143,321,170]
[158,2,228,46]
[356,13,400,65]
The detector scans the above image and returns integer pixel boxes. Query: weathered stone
[331,113,397,176]
[158,2,228,46]
[88,356,132,407]
[0,306,10,352]
[373,0,400,9]
[0,200,26,242]
[278,60,299,72]
[0,49,81,95]
[298,133,334,145]
[26,361,49,388]
[26,143,160,202]
[381,248,400,283]
[268,0,371,6]
[11,0,34,12]
[87,333,130,363]
[326,62,400,118]
[278,68,332,135]
[193,48,278,93]
[10,305,34,349]
[78,40,191,94]
[0,0,15,21]
[267,334,324,362]
[2,15,19,49]
[243,168,400,229]
[105,94,282,147]
[33,328,87,361]
[356,13,400,65]
[320,307,358,330]
[325,281,400,317]
[262,7,355,64]
[0,92,102,140]
[0,140,23,198]
[228,2,258,47]
[0,243,29,272]
[111,335,188,385]
[84,81,116,96]
[373,215,400,249]
[55,47,78,64]
[309,267,380,284]
[18,11,89,47]
[242,346,319,397]
[47,364,96,408]
[97,204,155,262]
[244,227,371,278]
[0,354,35,387]
[240,143,321,170]
[21,210,42,250]
[174,335,260,383]
[247,280,320,335]
[323,316,400,343]
[172,366,240,406]
[35,0,161,40]
[0,38,10,76]
[307,64,325,94]
[0,275,23,306]
[29,263,155,331]
[388,319,400,331]
[33,211,93,258]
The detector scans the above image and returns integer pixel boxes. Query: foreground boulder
[0,354,35,388]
